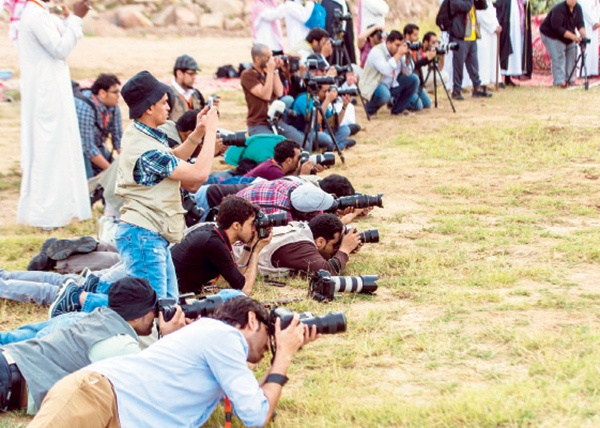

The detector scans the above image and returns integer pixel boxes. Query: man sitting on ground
[0,277,185,414]
[75,73,123,179]
[30,296,317,427]
[171,196,272,295]
[289,27,332,62]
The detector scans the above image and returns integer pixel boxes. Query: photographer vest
[116,124,186,243]
[4,307,136,410]
[358,43,389,101]
[258,221,316,277]
[236,179,302,222]
[167,84,204,123]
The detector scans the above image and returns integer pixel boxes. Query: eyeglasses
[108,89,120,95]
[184,70,198,76]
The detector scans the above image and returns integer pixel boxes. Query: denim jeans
[80,262,128,313]
[115,223,178,299]
[541,34,577,85]
[306,125,352,151]
[0,312,84,345]
[365,83,391,115]
[248,123,304,145]
[0,270,76,306]
[390,74,420,114]
[409,86,432,111]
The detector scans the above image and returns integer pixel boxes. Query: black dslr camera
[345,226,380,244]
[309,270,379,302]
[157,294,225,322]
[435,42,459,55]
[278,54,301,73]
[329,193,384,211]
[407,41,422,51]
[268,307,347,335]
[305,75,337,92]
[333,8,352,23]
[255,211,288,239]
[218,130,247,147]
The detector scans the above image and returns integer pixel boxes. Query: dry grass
[2,32,600,427]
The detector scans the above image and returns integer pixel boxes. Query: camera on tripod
[333,8,352,24]
[435,42,459,55]
[309,270,379,302]
[300,150,336,167]
[328,193,384,211]
[255,211,288,239]
[157,294,225,322]
[579,37,592,49]
[217,130,247,147]
[269,307,347,335]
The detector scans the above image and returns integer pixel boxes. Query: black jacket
[322,0,357,65]
[540,1,584,45]
[449,0,488,40]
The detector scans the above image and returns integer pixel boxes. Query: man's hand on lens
[424,49,437,61]
[326,87,338,102]
[158,306,186,335]
[311,163,327,174]
[257,230,273,248]
[274,316,306,358]
[339,227,361,255]
[300,159,314,175]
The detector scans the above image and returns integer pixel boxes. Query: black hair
[273,140,300,164]
[306,28,330,43]
[308,213,344,242]
[387,30,403,43]
[403,24,419,37]
[176,109,201,133]
[319,174,355,198]
[91,74,121,95]
[217,195,260,230]
[211,296,270,329]
[423,31,437,44]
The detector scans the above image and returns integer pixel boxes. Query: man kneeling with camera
[30,296,318,427]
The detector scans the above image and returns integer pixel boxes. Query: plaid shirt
[133,121,179,187]
[236,179,301,222]
[75,90,123,159]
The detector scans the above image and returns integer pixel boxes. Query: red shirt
[243,159,285,181]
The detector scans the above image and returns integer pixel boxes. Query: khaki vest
[234,222,316,278]
[358,43,388,101]
[169,84,202,123]
[115,124,185,243]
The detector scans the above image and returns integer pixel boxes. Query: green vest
[358,43,388,101]
[116,124,185,243]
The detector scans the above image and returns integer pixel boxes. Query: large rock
[83,12,126,36]
[203,0,243,18]
[224,17,245,31]
[115,5,153,29]
[199,12,224,29]
[153,5,199,27]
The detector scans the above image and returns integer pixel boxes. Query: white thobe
[581,0,600,76]
[503,0,524,75]
[17,2,91,228]
[359,0,389,33]
[282,0,314,49]
[477,0,500,85]
[254,6,285,52]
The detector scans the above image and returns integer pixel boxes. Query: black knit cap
[108,277,158,321]
[121,70,170,120]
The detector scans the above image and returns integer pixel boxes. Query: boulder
[199,12,224,29]
[115,5,153,29]
[83,13,127,36]
[223,17,245,31]
[153,5,199,26]
[203,0,243,17]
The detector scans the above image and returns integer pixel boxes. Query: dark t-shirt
[240,67,274,127]
[540,2,584,44]
[243,159,286,180]
[171,224,245,293]
[271,241,349,276]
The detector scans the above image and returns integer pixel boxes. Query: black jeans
[451,37,482,93]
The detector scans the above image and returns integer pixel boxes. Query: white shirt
[360,0,389,33]
[282,0,315,48]
[366,44,402,88]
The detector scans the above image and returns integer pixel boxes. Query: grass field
[1,35,600,427]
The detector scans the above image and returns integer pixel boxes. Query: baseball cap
[290,183,336,212]
[174,54,201,72]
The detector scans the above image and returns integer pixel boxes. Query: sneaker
[83,274,100,293]
[47,236,98,261]
[472,88,492,98]
[451,92,465,100]
[27,238,58,271]
[344,139,357,149]
[348,124,361,135]
[48,279,83,318]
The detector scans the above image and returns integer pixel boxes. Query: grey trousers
[451,38,481,93]
[541,34,578,85]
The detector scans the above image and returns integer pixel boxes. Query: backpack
[305,2,326,30]
[435,0,453,32]
[72,81,110,142]
[216,64,238,78]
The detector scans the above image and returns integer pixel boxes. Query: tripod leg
[435,64,456,113]
[316,104,345,163]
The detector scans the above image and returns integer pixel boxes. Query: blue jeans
[306,125,352,151]
[409,86,432,111]
[0,312,84,345]
[80,262,128,313]
[0,270,76,306]
[365,83,391,115]
[115,223,178,299]
[248,123,304,145]
[391,74,420,114]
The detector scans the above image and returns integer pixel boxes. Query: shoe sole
[48,280,69,318]
[47,236,98,261]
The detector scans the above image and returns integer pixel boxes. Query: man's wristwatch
[265,373,289,386]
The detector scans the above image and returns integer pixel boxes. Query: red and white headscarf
[250,0,283,42]
[3,0,28,41]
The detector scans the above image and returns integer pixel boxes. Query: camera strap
[224,396,232,428]
[213,225,235,263]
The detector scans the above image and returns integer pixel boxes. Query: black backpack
[436,0,453,32]
[72,81,111,143]
[216,64,238,78]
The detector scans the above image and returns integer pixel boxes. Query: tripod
[567,40,589,90]
[423,59,456,113]
[301,91,345,164]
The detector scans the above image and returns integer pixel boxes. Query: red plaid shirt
[236,179,301,222]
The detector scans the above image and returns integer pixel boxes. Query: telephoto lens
[330,193,384,211]
[220,131,247,147]
[254,211,289,239]
[270,307,347,335]
[309,270,379,302]
[310,152,336,167]
[344,226,380,244]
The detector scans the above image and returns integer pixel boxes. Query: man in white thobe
[580,0,600,76]
[496,0,533,85]
[17,0,91,229]
[477,0,502,86]
[281,0,315,49]
[358,0,389,33]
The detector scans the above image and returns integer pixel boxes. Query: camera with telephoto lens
[255,211,288,239]
[157,294,225,322]
[435,42,459,55]
[333,64,353,75]
[268,307,347,335]
[336,87,358,96]
[305,75,337,92]
[218,130,247,147]
[278,55,300,73]
[300,150,336,167]
[309,270,379,302]
[407,41,422,51]
[345,226,380,244]
[329,193,384,211]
